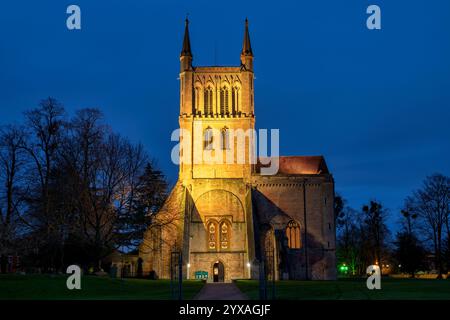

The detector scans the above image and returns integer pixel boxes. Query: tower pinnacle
[241,18,253,56]
[181,17,192,57]
[240,18,253,70]
[180,17,193,71]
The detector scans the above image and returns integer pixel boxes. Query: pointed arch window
[204,126,214,150]
[221,127,230,150]
[220,221,230,249]
[208,221,218,250]
[220,86,229,115]
[194,86,202,112]
[286,220,301,249]
[232,87,239,115]
[204,87,213,115]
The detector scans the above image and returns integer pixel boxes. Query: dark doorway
[213,261,224,282]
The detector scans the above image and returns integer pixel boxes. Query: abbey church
[139,19,336,281]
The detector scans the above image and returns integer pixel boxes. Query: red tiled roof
[255,156,329,175]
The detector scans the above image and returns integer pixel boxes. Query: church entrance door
[213,261,224,282]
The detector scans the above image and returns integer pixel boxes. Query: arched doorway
[213,261,224,282]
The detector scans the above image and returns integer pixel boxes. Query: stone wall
[252,174,336,280]
[185,179,252,282]
[139,174,337,281]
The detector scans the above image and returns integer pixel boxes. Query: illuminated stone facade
[139,19,336,282]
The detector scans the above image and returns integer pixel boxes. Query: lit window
[232,87,239,115]
[204,127,213,150]
[220,222,230,249]
[208,222,217,250]
[194,87,201,112]
[220,87,229,114]
[204,87,213,115]
[286,220,301,249]
[221,127,230,150]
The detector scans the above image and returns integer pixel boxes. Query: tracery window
[286,220,301,249]
[204,86,213,115]
[220,87,229,115]
[220,222,229,249]
[208,222,218,250]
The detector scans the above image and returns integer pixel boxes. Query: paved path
[194,283,248,300]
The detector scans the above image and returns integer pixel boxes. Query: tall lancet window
[286,220,301,249]
[204,126,214,150]
[220,222,230,249]
[208,221,218,250]
[194,86,201,113]
[232,87,239,115]
[204,87,213,115]
[220,87,229,115]
[221,127,230,150]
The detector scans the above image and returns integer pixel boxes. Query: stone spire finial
[241,18,253,56]
[180,16,192,57]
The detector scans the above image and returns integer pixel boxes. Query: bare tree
[0,100,168,273]
[0,125,28,272]
[406,173,450,278]
[67,108,105,183]
[401,209,418,236]
[55,108,161,270]
[394,213,425,278]
[362,200,390,275]
[22,97,66,270]
[71,132,147,269]
[336,204,364,276]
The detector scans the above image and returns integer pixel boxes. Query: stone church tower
[139,19,337,281]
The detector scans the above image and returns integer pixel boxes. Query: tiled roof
[255,156,329,175]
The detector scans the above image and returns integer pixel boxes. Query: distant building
[106,250,141,278]
[0,254,20,273]
[140,19,336,282]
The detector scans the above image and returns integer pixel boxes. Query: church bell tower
[178,18,256,182]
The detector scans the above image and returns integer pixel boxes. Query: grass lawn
[235,278,450,300]
[0,274,204,300]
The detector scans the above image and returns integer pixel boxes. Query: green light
[339,264,349,272]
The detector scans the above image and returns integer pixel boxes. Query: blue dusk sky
[1,0,449,229]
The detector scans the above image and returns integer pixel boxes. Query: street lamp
[187,263,191,279]
[246,262,251,278]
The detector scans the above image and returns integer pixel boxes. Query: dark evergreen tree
[394,231,426,278]
[116,162,168,250]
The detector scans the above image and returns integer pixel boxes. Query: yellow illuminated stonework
[139,19,337,282]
